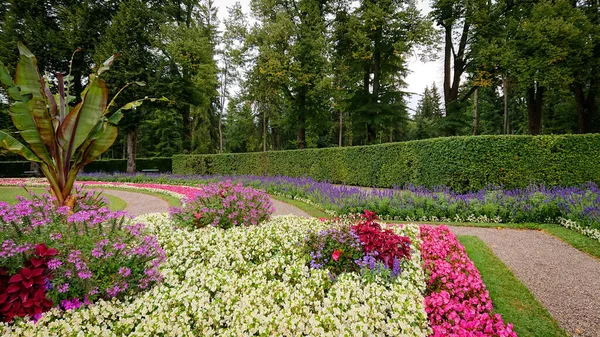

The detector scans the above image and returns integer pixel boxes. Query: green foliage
[173,134,600,191]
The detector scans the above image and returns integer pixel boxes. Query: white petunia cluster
[558,217,600,242]
[1,215,430,337]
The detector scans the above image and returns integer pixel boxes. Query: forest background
[1,0,599,172]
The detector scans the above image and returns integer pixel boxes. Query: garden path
[97,188,600,337]
[97,188,311,217]
[450,226,600,337]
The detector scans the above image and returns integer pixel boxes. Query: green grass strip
[0,187,127,212]
[82,186,181,208]
[458,235,568,337]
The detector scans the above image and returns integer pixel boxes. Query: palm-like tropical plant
[0,42,164,207]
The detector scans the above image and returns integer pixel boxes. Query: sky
[215,0,443,112]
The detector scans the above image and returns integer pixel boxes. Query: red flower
[332,250,341,261]
[194,212,202,220]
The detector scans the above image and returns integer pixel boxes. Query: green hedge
[0,158,172,177]
[172,134,600,191]
[0,161,37,177]
[83,157,172,173]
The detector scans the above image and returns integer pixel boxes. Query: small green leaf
[0,62,13,87]
[97,54,117,75]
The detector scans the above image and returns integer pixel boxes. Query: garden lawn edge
[458,235,568,337]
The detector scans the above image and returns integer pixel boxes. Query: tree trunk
[443,25,452,107]
[573,81,597,133]
[339,110,343,147]
[526,85,544,135]
[472,87,479,135]
[126,128,137,174]
[263,107,267,152]
[219,63,228,153]
[503,76,509,134]
[297,92,306,149]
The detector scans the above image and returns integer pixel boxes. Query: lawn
[0,186,127,211]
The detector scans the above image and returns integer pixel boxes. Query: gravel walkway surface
[450,226,600,337]
[95,187,600,336]
[95,189,170,217]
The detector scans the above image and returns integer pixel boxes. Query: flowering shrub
[1,215,430,336]
[302,224,364,276]
[304,210,412,281]
[0,189,165,323]
[420,225,517,337]
[170,181,274,229]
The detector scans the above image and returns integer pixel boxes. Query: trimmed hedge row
[0,158,172,177]
[83,157,172,173]
[0,161,37,177]
[172,134,600,191]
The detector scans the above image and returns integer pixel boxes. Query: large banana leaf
[15,42,43,100]
[12,43,57,163]
[0,131,41,162]
[58,75,108,157]
[9,101,53,166]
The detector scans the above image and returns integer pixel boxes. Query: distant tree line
[1,0,599,172]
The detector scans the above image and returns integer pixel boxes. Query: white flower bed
[2,215,430,336]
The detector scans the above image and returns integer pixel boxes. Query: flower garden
[0,177,523,336]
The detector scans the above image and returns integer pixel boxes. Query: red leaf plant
[0,244,57,322]
[351,210,411,268]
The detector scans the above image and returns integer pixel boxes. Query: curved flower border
[420,225,517,337]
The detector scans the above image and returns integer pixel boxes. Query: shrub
[0,189,165,323]
[172,134,600,192]
[170,181,274,229]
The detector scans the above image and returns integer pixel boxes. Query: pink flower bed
[78,181,200,199]
[420,225,517,337]
[0,179,201,201]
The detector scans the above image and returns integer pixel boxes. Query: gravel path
[94,189,170,217]
[94,187,600,336]
[96,188,311,218]
[450,226,600,337]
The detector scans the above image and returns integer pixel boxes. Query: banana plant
[0,42,166,208]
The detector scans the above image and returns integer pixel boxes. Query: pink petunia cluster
[420,225,517,337]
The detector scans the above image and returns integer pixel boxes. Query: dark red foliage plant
[0,244,57,322]
[352,210,412,268]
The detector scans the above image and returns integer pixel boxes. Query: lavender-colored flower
[57,283,69,293]
[47,258,62,270]
[119,267,131,277]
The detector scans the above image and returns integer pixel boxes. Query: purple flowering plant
[303,212,409,282]
[0,188,165,321]
[302,223,365,277]
[170,181,274,229]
